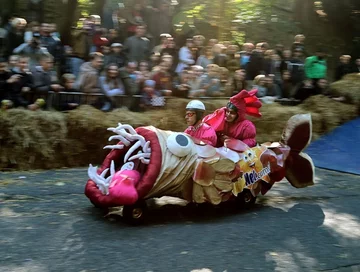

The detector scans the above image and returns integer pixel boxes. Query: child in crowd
[140,79,165,110]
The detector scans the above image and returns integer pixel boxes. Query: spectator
[246,42,266,81]
[279,70,294,98]
[239,43,254,69]
[291,34,306,56]
[8,56,33,108]
[152,61,172,95]
[232,69,248,95]
[196,46,214,70]
[253,75,267,97]
[5,18,26,58]
[8,55,19,72]
[40,23,62,66]
[119,61,142,111]
[293,79,324,101]
[71,19,93,77]
[56,73,79,111]
[0,58,12,102]
[335,55,352,81]
[99,63,125,97]
[188,65,205,98]
[213,44,228,67]
[13,32,49,70]
[107,29,122,45]
[32,54,62,108]
[305,49,327,82]
[92,26,109,52]
[140,79,164,110]
[200,64,223,97]
[107,43,126,68]
[152,33,171,55]
[353,58,360,73]
[173,68,191,98]
[123,25,150,63]
[75,52,104,105]
[288,49,305,86]
[265,75,282,98]
[175,38,194,75]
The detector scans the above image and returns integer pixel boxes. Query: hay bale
[250,103,307,143]
[329,73,360,106]
[301,95,357,132]
[0,95,358,171]
[0,109,67,170]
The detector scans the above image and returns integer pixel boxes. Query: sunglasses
[185,112,195,118]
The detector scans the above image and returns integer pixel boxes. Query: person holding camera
[13,32,49,70]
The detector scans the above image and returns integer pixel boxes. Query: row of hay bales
[0,93,358,171]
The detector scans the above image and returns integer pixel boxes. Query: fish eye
[167,133,194,157]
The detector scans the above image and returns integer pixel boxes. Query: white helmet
[186,100,206,111]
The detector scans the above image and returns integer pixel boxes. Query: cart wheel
[236,189,257,209]
[123,201,147,225]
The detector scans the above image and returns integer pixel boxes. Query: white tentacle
[140,158,150,164]
[110,160,115,176]
[108,135,131,146]
[117,124,137,135]
[128,134,146,146]
[124,141,142,163]
[142,140,151,153]
[104,145,124,150]
[128,152,151,161]
[87,164,109,195]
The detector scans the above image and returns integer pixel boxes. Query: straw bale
[0,95,358,171]
[301,95,357,132]
[329,73,360,106]
[0,109,67,170]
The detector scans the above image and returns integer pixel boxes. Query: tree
[172,0,276,44]
[60,0,79,45]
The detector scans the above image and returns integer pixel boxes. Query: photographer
[13,32,49,70]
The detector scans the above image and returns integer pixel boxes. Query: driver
[184,100,217,146]
[203,90,262,147]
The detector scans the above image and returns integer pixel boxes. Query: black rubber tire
[236,189,257,209]
[122,201,147,225]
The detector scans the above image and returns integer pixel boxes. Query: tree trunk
[92,0,106,16]
[60,0,78,46]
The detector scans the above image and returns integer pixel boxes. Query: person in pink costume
[203,89,262,147]
[184,100,217,146]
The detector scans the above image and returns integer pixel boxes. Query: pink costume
[203,90,262,147]
[184,122,217,147]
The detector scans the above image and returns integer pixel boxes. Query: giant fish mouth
[85,125,163,207]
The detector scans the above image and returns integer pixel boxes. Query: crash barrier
[24,91,301,110]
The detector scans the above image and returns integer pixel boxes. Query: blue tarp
[306,117,360,175]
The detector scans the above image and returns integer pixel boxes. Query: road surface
[1,168,360,272]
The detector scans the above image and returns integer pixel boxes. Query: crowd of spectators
[1,8,359,112]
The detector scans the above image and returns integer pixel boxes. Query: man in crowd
[123,25,150,63]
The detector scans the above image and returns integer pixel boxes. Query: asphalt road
[1,168,360,272]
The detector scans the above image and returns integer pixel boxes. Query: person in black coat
[8,56,33,107]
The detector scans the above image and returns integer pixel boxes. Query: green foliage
[77,0,95,17]
[174,0,278,43]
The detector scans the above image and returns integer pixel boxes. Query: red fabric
[84,127,162,207]
[203,108,258,147]
[152,72,172,91]
[93,34,109,52]
[229,89,262,118]
[184,123,217,146]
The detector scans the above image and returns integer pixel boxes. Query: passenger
[203,90,262,147]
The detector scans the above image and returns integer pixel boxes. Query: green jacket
[305,56,327,79]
